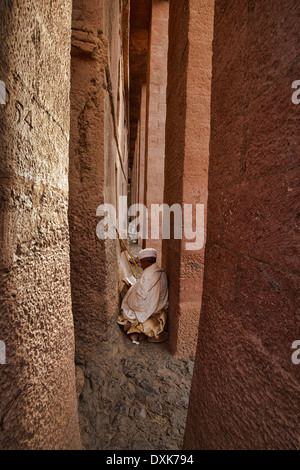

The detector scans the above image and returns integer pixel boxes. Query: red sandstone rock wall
[138,85,147,210]
[69,0,129,355]
[184,0,300,449]
[162,0,214,357]
[143,0,169,263]
[0,0,81,449]
[130,84,147,247]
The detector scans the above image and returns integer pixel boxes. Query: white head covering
[137,248,157,260]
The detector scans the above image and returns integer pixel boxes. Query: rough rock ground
[75,243,195,450]
[76,328,194,450]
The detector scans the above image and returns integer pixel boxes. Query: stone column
[0,0,81,449]
[135,120,141,208]
[69,0,128,354]
[144,0,169,263]
[184,0,300,450]
[137,84,147,246]
[162,0,214,357]
[139,84,147,209]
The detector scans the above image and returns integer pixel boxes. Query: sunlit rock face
[0,0,81,450]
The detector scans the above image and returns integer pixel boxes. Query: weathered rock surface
[0,0,81,450]
[76,324,194,450]
[184,0,300,450]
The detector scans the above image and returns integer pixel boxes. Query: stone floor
[75,242,195,450]
[76,327,194,450]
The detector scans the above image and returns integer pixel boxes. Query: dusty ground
[75,242,195,450]
[76,327,194,450]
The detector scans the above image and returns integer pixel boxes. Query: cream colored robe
[121,262,168,326]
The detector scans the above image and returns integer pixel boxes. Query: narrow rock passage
[75,243,195,450]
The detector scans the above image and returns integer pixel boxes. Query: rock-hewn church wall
[0,0,81,449]
[162,0,214,357]
[69,0,129,357]
[184,0,300,449]
[143,0,169,264]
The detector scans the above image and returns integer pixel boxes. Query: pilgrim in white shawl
[117,248,169,343]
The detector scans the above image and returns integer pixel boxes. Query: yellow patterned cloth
[117,309,167,338]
